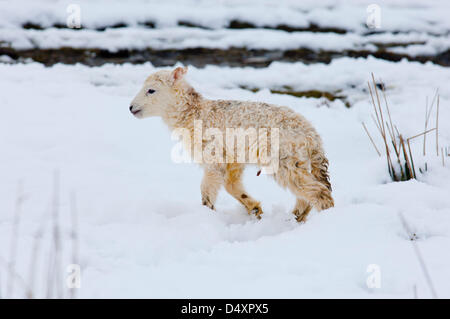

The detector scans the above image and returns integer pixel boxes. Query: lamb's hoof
[202,197,215,211]
[294,211,307,223]
[250,206,263,219]
[293,205,311,223]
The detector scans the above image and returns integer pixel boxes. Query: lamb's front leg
[201,165,224,210]
[224,164,263,219]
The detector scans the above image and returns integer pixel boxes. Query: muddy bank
[21,20,448,37]
[22,21,155,31]
[1,46,449,68]
[241,86,350,107]
[21,20,347,34]
[226,20,347,33]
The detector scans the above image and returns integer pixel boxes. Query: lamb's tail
[310,148,332,192]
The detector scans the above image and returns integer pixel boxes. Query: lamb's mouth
[131,109,142,116]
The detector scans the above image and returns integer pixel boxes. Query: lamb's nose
[129,105,134,112]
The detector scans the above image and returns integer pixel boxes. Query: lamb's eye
[147,89,155,95]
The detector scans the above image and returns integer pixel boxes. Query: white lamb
[130,67,334,222]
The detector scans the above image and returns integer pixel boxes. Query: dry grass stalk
[406,139,416,179]
[362,122,381,156]
[7,182,25,298]
[27,210,49,299]
[371,74,387,137]
[367,75,399,180]
[69,191,79,299]
[384,120,404,177]
[436,95,439,156]
[407,128,438,178]
[3,173,79,299]
[408,128,436,141]
[424,104,428,155]
[364,74,442,182]
[398,212,438,299]
[371,114,382,133]
[399,135,414,179]
[423,90,439,156]
[442,148,445,167]
[53,172,63,299]
[368,76,397,179]
[381,85,399,156]
[46,171,63,298]
[45,245,55,298]
[0,256,31,297]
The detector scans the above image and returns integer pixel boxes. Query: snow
[1,0,449,57]
[0,0,449,299]
[1,0,449,34]
[3,26,450,57]
[0,27,375,52]
[0,58,449,298]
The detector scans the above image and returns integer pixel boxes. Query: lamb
[129,66,334,222]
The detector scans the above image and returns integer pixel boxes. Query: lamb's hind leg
[292,197,312,223]
[291,170,333,212]
[275,159,333,222]
[224,164,263,219]
[201,165,224,210]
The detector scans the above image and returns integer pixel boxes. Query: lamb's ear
[170,66,188,85]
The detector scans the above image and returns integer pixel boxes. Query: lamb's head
[129,66,188,118]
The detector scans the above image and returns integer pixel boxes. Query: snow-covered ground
[1,0,449,59]
[4,27,450,57]
[0,0,449,299]
[1,0,450,34]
